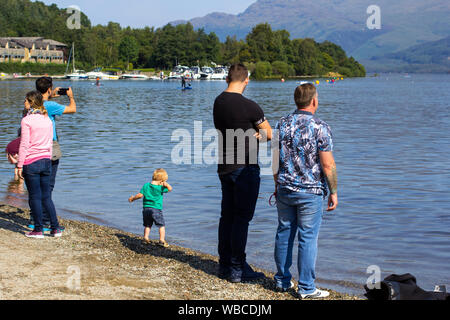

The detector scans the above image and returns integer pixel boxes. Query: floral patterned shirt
[276,110,333,196]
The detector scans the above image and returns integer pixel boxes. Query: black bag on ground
[364,273,449,300]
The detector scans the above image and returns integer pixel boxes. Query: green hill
[362,36,450,73]
[0,0,365,77]
[171,0,450,71]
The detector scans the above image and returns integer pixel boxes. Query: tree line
[0,0,365,78]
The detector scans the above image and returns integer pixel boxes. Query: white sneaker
[300,288,330,299]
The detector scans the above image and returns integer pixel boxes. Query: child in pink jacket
[17,91,62,239]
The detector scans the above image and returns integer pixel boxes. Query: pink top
[17,114,53,168]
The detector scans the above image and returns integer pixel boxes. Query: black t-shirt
[213,92,266,175]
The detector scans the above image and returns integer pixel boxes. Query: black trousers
[218,165,261,269]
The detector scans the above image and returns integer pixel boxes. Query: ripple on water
[1,74,449,294]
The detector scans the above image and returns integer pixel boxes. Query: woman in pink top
[17,91,62,239]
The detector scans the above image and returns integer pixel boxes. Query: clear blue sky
[38,0,257,28]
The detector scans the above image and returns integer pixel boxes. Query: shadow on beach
[115,232,285,295]
[0,204,30,234]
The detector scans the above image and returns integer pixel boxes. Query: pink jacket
[17,114,53,168]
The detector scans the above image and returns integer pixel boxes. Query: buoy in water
[281,78,285,82]
[316,80,320,85]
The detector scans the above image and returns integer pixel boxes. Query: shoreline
[0,202,360,300]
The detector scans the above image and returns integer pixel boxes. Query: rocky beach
[0,203,359,300]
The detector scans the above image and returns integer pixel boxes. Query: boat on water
[0,72,11,79]
[200,66,214,80]
[120,71,149,80]
[210,67,228,80]
[66,69,88,80]
[87,68,119,80]
[65,43,88,80]
[12,73,28,79]
[168,65,191,80]
[189,66,202,80]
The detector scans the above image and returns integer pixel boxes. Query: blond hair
[152,168,168,182]
[26,91,47,115]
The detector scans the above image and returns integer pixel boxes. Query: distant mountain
[172,0,450,70]
[362,36,450,73]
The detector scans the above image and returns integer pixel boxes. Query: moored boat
[87,68,119,80]
[200,66,214,80]
[120,71,149,80]
[210,67,228,80]
[65,42,88,80]
[168,65,191,80]
[66,69,88,80]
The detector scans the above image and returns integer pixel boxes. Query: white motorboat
[66,69,88,80]
[200,66,214,80]
[189,66,202,80]
[168,65,191,80]
[102,72,119,80]
[210,67,228,80]
[87,68,119,80]
[120,71,149,80]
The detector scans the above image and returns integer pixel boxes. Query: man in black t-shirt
[213,63,272,283]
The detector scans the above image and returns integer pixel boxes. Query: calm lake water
[1,74,449,296]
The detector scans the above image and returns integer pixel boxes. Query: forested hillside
[173,0,450,64]
[363,36,450,73]
[0,0,365,77]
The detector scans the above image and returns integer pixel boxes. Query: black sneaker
[229,263,265,283]
[44,225,65,232]
[218,265,232,279]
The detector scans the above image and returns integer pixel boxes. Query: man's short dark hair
[227,63,249,83]
[36,77,53,94]
[294,83,317,109]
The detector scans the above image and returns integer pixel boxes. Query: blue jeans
[23,159,60,232]
[218,165,261,272]
[274,187,324,294]
[41,159,59,225]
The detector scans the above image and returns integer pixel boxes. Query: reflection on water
[1,74,449,296]
[4,178,27,208]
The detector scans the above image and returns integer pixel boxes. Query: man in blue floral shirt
[273,83,338,299]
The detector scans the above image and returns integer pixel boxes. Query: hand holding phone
[57,88,69,96]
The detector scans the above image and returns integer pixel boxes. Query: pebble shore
[0,203,360,300]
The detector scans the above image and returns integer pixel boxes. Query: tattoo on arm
[325,166,338,194]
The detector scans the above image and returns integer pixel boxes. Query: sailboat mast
[64,44,72,75]
[72,42,75,72]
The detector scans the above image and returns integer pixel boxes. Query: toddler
[129,168,172,247]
